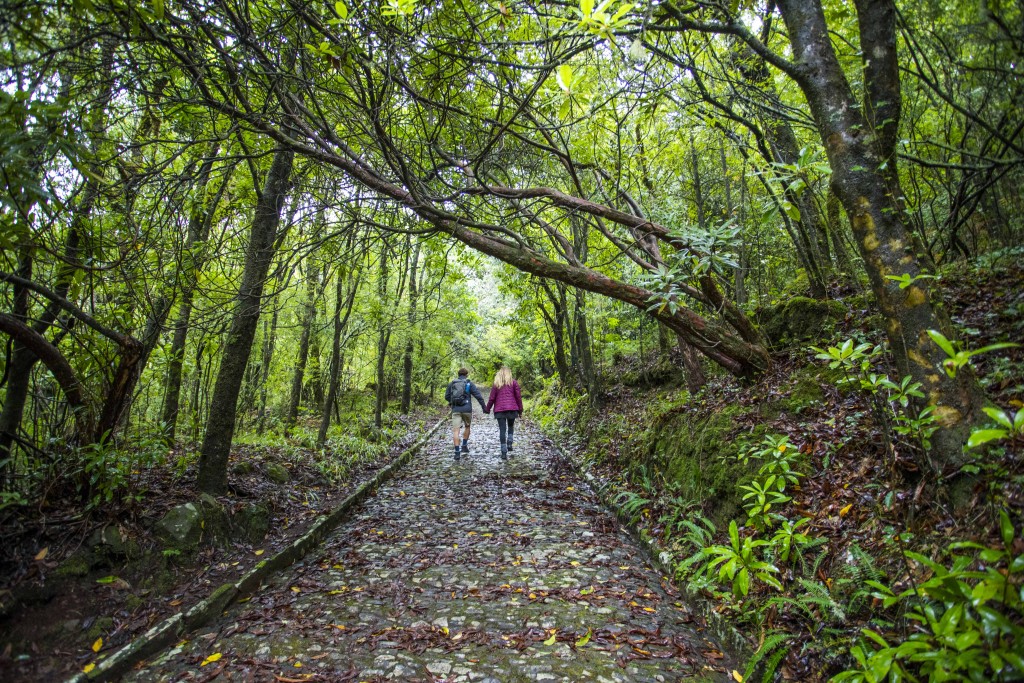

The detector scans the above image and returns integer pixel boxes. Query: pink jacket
[485,381,523,414]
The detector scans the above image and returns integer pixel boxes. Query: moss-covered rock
[759,297,846,349]
[234,502,271,543]
[265,462,290,484]
[155,502,203,550]
[55,550,92,578]
[783,365,827,413]
[231,460,255,476]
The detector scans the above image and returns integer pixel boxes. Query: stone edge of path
[549,439,754,665]
[65,418,446,683]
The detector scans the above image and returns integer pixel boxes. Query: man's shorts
[452,412,472,429]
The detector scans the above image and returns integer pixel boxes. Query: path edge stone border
[65,418,445,683]
[549,439,754,665]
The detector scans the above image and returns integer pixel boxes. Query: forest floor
[0,411,433,682]
[119,412,734,682]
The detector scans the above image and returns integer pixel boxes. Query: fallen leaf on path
[200,652,222,666]
[92,638,103,653]
[34,547,48,561]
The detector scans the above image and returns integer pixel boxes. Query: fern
[834,543,886,615]
[612,490,651,523]
[744,631,792,683]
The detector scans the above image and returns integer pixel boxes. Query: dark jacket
[485,381,523,415]
[444,376,486,413]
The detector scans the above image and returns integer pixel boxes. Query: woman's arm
[514,381,524,413]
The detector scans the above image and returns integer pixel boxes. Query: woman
[484,366,524,459]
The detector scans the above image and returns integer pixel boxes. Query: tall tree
[197,145,295,494]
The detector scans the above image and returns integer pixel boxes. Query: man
[444,367,487,461]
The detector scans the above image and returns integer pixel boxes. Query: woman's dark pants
[495,411,517,455]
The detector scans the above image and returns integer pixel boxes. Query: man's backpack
[450,379,471,407]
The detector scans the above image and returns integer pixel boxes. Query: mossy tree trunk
[775,0,985,467]
[198,145,294,494]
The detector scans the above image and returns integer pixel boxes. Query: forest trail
[124,407,733,682]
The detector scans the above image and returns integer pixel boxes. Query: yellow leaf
[291,586,301,593]
[575,629,592,647]
[566,486,574,491]
[570,561,580,566]
[254,549,265,556]
[92,638,103,653]
[331,624,346,630]
[35,547,49,561]
[200,652,222,666]
[732,670,744,682]
[543,632,557,646]
[839,503,853,517]
[294,661,303,667]
[453,543,458,549]
[83,663,96,673]
[580,586,594,595]
[399,491,406,497]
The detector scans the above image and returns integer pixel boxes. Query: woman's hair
[492,365,514,389]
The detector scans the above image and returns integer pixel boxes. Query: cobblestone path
[127,410,732,682]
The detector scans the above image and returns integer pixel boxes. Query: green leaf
[736,567,750,595]
[982,406,1014,429]
[335,0,348,19]
[972,342,1020,355]
[927,329,956,358]
[556,64,574,91]
[575,628,592,647]
[967,429,1007,448]
[999,510,1015,548]
[580,0,594,16]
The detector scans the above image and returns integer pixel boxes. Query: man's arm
[471,383,487,410]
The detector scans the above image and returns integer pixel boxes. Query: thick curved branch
[0,313,91,440]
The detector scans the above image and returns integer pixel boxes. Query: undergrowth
[532,333,1024,682]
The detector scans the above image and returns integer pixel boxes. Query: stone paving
[126,408,732,682]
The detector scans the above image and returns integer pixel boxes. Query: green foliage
[925,330,1019,380]
[770,517,812,564]
[700,520,783,597]
[813,339,939,458]
[736,435,804,530]
[832,513,1024,682]
[612,489,651,524]
[967,406,1024,449]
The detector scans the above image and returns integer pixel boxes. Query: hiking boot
[461,441,470,454]
[454,447,461,462]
